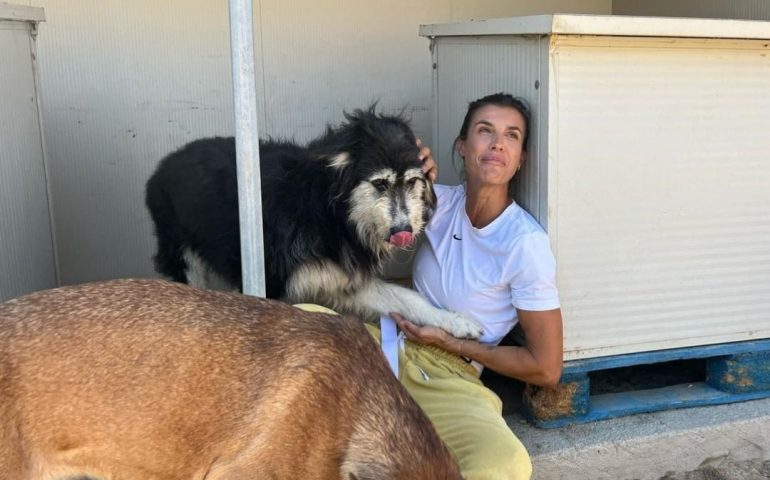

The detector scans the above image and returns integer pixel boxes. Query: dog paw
[442,312,484,339]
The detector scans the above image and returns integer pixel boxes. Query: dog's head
[312,106,437,256]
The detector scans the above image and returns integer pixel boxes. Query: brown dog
[0,279,462,480]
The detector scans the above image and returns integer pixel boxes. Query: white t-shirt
[413,184,560,346]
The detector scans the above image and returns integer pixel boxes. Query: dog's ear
[423,178,437,220]
[406,163,437,224]
[323,152,356,204]
[326,152,351,170]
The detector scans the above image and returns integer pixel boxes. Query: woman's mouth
[480,154,505,166]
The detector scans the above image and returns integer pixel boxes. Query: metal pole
[228,0,266,297]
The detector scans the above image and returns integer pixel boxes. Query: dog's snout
[390,225,412,236]
[388,225,414,248]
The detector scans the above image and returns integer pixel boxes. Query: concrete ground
[505,397,770,480]
[660,457,770,480]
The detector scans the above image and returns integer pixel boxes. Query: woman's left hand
[416,139,438,183]
[391,312,460,352]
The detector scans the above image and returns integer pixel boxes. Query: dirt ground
[657,457,770,480]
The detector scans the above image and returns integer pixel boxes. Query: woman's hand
[416,139,437,183]
[391,312,462,353]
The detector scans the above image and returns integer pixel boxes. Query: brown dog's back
[0,279,461,480]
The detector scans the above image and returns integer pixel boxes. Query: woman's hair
[452,92,531,196]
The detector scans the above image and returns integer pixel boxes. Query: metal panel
[0,19,56,301]
[551,36,770,360]
[613,0,770,22]
[432,36,546,226]
[34,1,240,284]
[0,3,45,22]
[255,1,439,144]
[420,14,770,39]
[25,0,611,285]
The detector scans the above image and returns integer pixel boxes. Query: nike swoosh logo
[452,234,462,240]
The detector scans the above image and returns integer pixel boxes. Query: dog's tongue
[389,231,414,247]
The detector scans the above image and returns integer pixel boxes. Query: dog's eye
[370,179,390,192]
[406,177,421,188]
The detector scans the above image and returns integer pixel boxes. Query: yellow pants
[294,304,532,480]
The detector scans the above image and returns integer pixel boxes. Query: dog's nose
[390,225,412,236]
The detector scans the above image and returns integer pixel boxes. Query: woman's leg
[398,344,532,480]
[363,322,531,480]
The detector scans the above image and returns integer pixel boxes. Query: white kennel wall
[15,0,610,286]
[421,15,770,360]
[0,4,57,302]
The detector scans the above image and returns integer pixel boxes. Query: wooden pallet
[522,339,770,428]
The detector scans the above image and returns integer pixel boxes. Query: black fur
[145,106,436,299]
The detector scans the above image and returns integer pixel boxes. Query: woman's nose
[491,134,504,151]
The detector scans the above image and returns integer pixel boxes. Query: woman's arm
[392,308,563,387]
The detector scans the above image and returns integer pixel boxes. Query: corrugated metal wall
[0,17,57,301]
[431,36,547,225]
[26,1,238,285]
[12,0,609,286]
[550,36,770,359]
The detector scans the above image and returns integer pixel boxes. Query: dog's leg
[182,248,210,289]
[150,225,188,284]
[284,261,481,338]
[355,280,483,339]
[181,249,239,292]
[145,177,189,284]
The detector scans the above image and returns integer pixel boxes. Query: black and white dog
[145,107,481,338]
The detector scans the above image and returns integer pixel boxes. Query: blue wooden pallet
[522,339,770,429]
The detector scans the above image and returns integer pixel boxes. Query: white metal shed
[420,14,770,361]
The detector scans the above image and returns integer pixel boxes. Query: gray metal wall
[614,0,770,20]
[430,36,547,226]
[15,0,609,286]
[0,16,57,301]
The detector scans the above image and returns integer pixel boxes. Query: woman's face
[457,105,527,190]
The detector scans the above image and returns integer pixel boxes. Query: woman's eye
[371,179,390,192]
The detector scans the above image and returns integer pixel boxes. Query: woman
[389,92,564,480]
